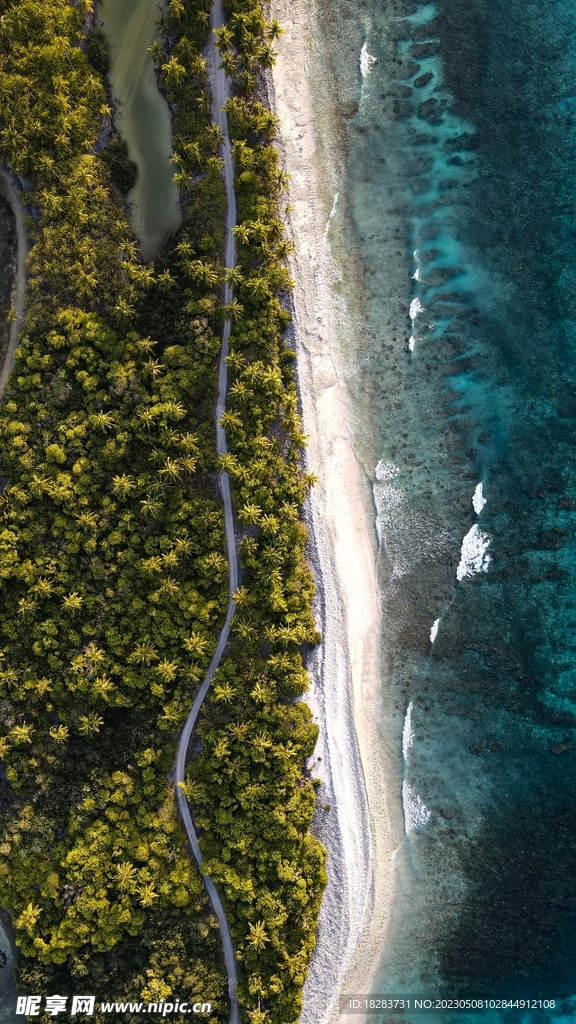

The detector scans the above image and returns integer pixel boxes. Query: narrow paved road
[175,3,239,1022]
[0,170,27,399]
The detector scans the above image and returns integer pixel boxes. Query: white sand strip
[268,5,394,1021]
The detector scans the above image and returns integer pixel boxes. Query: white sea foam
[412,268,420,281]
[409,297,425,321]
[373,460,453,577]
[402,702,414,761]
[430,618,439,643]
[408,336,415,351]
[374,462,402,545]
[472,482,486,515]
[402,781,431,832]
[359,42,377,77]
[373,483,403,547]
[456,524,491,581]
[375,459,400,482]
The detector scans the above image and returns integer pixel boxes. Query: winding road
[175,3,240,1022]
[0,170,27,399]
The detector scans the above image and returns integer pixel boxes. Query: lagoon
[98,0,182,261]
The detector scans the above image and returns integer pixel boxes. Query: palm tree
[49,725,69,743]
[273,168,290,191]
[223,298,244,321]
[62,592,83,612]
[111,474,136,498]
[148,40,164,65]
[239,503,261,525]
[213,737,231,761]
[167,0,185,19]
[220,52,236,77]
[181,140,202,167]
[146,358,164,377]
[155,658,178,682]
[267,19,284,40]
[78,713,103,736]
[16,904,42,932]
[206,123,225,150]
[254,110,280,139]
[247,921,269,951]
[206,155,225,173]
[121,239,138,262]
[196,91,211,114]
[244,276,271,300]
[130,641,159,665]
[176,239,194,258]
[10,723,35,745]
[275,239,296,260]
[190,55,207,77]
[233,224,251,246]
[114,297,136,321]
[172,170,191,191]
[231,138,251,164]
[250,681,269,703]
[186,259,219,287]
[177,778,204,802]
[183,632,208,655]
[159,458,182,482]
[17,596,38,617]
[138,408,156,431]
[92,675,115,702]
[140,497,163,518]
[214,25,234,51]
[92,411,114,432]
[161,56,187,86]
[238,70,256,95]
[116,862,137,890]
[157,269,174,291]
[246,1009,270,1024]
[256,44,276,70]
[250,219,270,244]
[229,722,249,740]
[137,884,159,907]
[213,682,234,703]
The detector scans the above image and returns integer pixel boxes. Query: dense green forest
[0,0,326,1021]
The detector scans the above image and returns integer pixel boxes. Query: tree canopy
[0,1,326,1021]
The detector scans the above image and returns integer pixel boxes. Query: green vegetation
[99,139,138,195]
[0,0,326,1021]
[85,24,110,77]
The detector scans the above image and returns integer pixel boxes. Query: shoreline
[268,4,394,1020]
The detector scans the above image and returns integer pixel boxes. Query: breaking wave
[402,781,431,833]
[409,297,425,321]
[472,482,487,515]
[456,524,492,581]
[402,701,414,761]
[359,42,377,77]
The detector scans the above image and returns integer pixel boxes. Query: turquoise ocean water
[313,0,576,1018]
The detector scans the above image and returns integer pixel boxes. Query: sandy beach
[267,4,394,1020]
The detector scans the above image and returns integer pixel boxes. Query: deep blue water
[317,0,576,1016]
